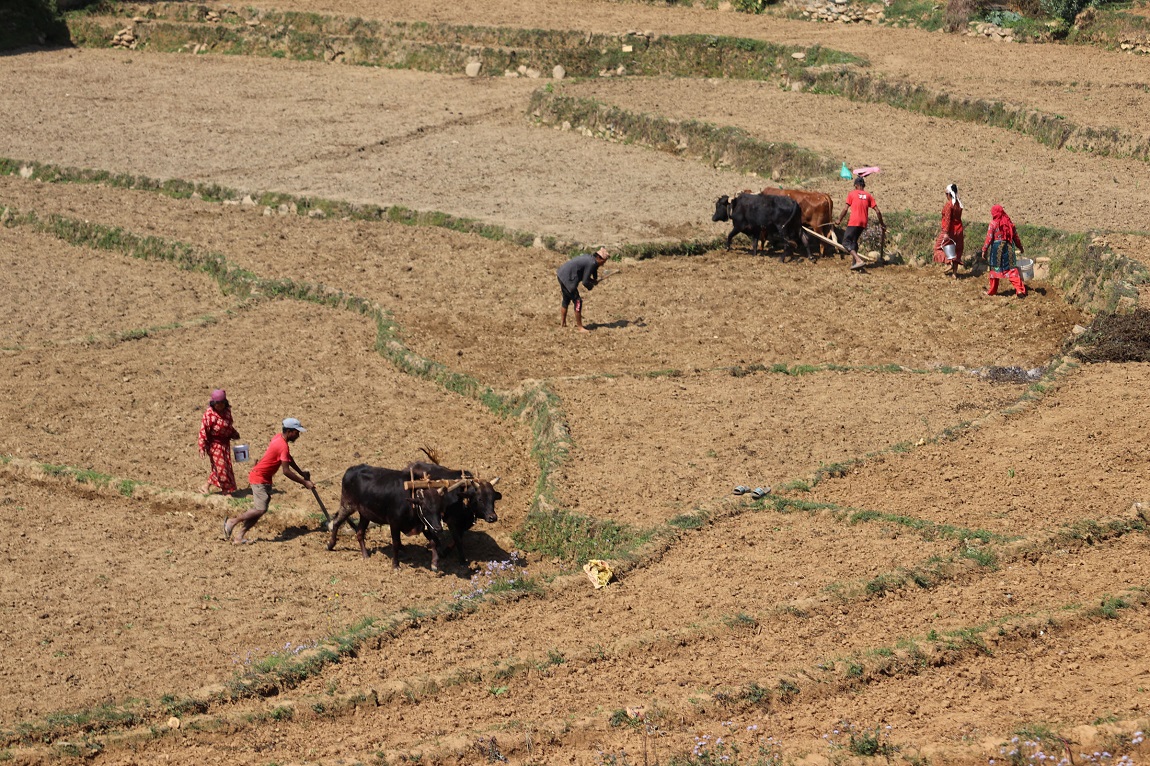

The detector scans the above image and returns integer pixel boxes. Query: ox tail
[786,204,803,245]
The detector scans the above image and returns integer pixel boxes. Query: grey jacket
[556,254,600,292]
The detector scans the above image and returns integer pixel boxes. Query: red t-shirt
[248,433,290,485]
[845,189,877,228]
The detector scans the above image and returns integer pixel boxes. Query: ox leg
[782,225,798,262]
[327,504,352,551]
[354,517,371,560]
[726,229,737,252]
[425,531,441,572]
[820,224,833,259]
[453,529,468,566]
[756,227,769,258]
[390,526,403,570]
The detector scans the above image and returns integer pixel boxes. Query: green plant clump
[512,508,654,564]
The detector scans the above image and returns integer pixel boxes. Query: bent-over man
[557,247,609,333]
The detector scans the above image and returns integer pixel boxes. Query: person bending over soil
[557,247,609,333]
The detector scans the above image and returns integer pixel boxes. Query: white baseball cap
[282,417,307,432]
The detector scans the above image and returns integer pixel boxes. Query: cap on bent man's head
[596,246,610,258]
[282,417,307,432]
[210,389,227,402]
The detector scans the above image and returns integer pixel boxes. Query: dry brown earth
[1,1,1149,764]
[0,225,237,348]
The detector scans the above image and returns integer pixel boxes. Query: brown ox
[760,188,836,258]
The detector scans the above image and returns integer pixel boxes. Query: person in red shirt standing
[224,417,315,544]
[980,204,1026,298]
[932,183,965,279]
[835,176,885,272]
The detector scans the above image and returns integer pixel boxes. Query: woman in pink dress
[198,389,241,494]
[933,183,964,278]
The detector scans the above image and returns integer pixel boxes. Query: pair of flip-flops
[733,486,770,499]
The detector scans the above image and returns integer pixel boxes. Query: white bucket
[941,242,957,261]
[1017,257,1035,281]
[232,444,249,462]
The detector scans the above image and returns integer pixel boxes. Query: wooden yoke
[403,478,462,491]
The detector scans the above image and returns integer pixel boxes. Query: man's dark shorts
[843,225,866,253]
[559,280,580,308]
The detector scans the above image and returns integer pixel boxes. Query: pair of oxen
[327,458,501,572]
[712,187,838,260]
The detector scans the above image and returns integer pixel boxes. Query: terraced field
[2,1,1150,764]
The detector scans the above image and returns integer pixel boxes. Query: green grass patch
[882,0,946,29]
[1096,593,1132,619]
[723,612,759,630]
[512,508,656,565]
[959,544,998,568]
[668,511,708,530]
[20,702,143,745]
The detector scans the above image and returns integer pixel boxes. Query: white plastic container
[232,444,249,462]
[1017,257,1035,281]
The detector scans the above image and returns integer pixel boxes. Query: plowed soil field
[2,1,1149,764]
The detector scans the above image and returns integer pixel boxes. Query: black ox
[327,464,458,571]
[404,460,501,567]
[712,193,807,260]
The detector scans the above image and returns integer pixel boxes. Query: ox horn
[447,478,468,492]
[488,477,500,486]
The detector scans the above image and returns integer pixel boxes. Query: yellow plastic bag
[583,559,614,589]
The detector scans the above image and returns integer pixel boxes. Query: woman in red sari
[980,204,1026,298]
[932,183,964,278]
[198,389,241,494]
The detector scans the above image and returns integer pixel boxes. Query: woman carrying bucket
[933,183,965,278]
[980,204,1027,298]
[198,389,241,495]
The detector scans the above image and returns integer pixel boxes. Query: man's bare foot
[577,326,591,334]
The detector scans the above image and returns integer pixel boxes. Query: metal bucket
[941,242,957,261]
[232,444,249,462]
[1017,257,1035,281]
